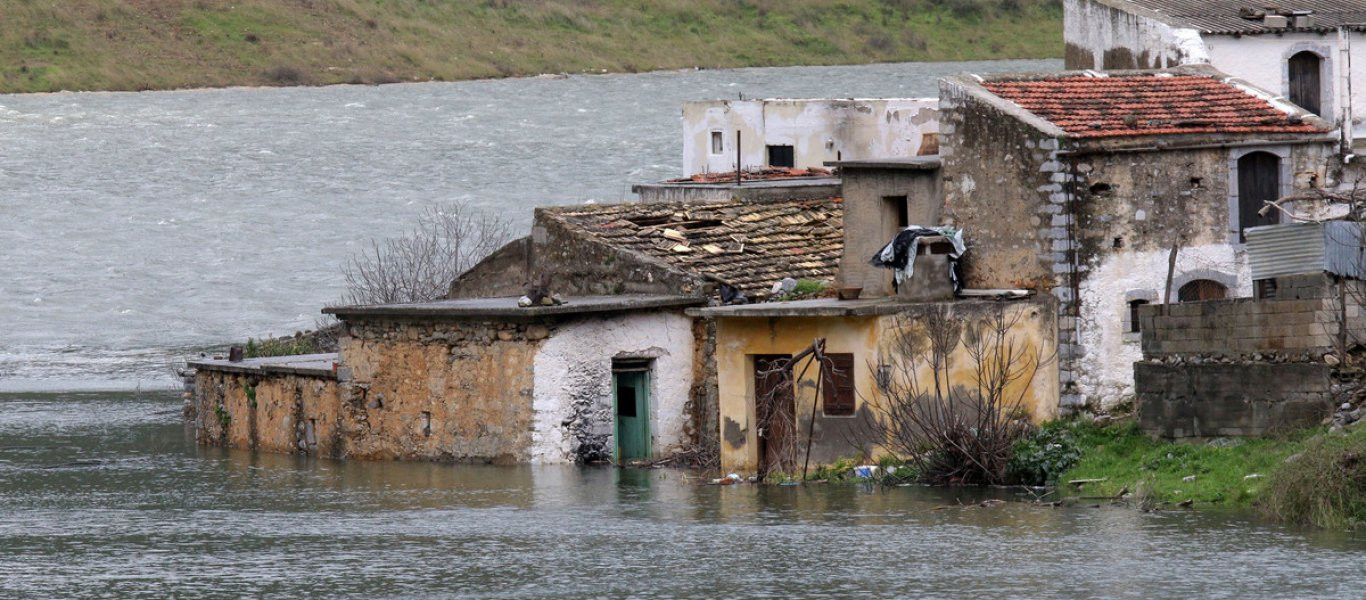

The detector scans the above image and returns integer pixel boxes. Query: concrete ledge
[825,157,942,170]
[689,297,914,318]
[188,353,339,379]
[325,295,705,320]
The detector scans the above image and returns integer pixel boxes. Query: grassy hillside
[1,0,1061,93]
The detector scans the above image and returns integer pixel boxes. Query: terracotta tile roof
[1109,0,1366,34]
[544,198,843,298]
[983,74,1327,139]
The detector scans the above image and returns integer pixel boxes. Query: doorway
[612,359,651,462]
[753,354,794,477]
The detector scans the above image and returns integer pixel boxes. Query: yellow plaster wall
[714,300,1058,474]
[715,316,881,474]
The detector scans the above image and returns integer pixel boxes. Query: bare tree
[342,202,512,305]
[863,304,1051,485]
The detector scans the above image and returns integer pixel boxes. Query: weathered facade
[682,98,940,176]
[938,65,1336,412]
[1064,0,1366,143]
[190,297,702,463]
[829,158,943,298]
[695,298,1059,475]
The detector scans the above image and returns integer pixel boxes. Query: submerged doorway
[753,354,794,477]
[612,359,651,462]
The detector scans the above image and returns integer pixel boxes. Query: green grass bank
[3,0,1061,94]
[1048,421,1366,529]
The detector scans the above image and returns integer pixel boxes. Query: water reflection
[1,391,1363,599]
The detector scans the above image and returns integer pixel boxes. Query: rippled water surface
[0,60,1061,390]
[0,390,1361,599]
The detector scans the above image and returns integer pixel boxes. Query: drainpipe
[1340,26,1354,156]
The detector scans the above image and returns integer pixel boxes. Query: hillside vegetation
[2,0,1061,93]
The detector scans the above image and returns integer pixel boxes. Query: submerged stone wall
[191,310,704,464]
[191,370,342,455]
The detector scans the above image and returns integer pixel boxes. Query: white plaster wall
[681,99,939,176]
[1076,243,1251,410]
[1205,31,1365,133]
[530,312,695,463]
[1063,0,1209,69]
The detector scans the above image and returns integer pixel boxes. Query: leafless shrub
[863,304,1051,485]
[342,202,512,305]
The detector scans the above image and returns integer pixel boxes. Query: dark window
[1128,299,1149,333]
[1257,278,1279,299]
[821,353,856,416]
[1237,151,1281,242]
[1178,279,1228,303]
[767,144,795,168]
[884,195,909,230]
[710,131,724,154]
[616,386,637,417]
[1288,51,1323,116]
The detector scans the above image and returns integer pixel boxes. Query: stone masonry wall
[192,370,342,456]
[340,318,546,462]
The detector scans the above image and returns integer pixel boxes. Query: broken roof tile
[542,198,843,297]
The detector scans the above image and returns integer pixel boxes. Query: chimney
[1291,12,1316,28]
[1263,14,1289,28]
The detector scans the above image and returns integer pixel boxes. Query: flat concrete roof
[632,177,841,190]
[824,157,941,170]
[188,353,339,378]
[688,297,917,318]
[325,294,705,320]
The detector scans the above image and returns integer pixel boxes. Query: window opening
[1178,279,1228,303]
[1236,151,1281,242]
[1127,299,1149,333]
[710,131,724,155]
[767,144,795,168]
[1288,51,1323,116]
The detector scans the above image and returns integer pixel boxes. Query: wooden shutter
[1288,51,1322,116]
[821,353,856,416]
[1237,152,1281,242]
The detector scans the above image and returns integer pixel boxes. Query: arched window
[1127,299,1149,333]
[1178,279,1228,303]
[1237,151,1281,241]
[1288,51,1323,116]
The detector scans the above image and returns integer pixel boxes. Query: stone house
[191,197,848,465]
[683,98,940,176]
[937,64,1337,412]
[1063,0,1366,147]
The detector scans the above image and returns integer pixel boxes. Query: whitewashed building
[681,98,940,176]
[1064,0,1366,147]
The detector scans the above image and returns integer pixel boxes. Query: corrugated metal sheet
[1323,221,1366,278]
[1247,221,1366,280]
[1247,222,1326,280]
[1118,0,1366,34]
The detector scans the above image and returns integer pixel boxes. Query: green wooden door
[613,370,650,462]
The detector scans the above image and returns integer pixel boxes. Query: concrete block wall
[1135,362,1333,438]
[1138,297,1339,359]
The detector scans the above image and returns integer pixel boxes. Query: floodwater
[1,390,1362,599]
[6,62,1364,597]
[0,59,1060,392]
